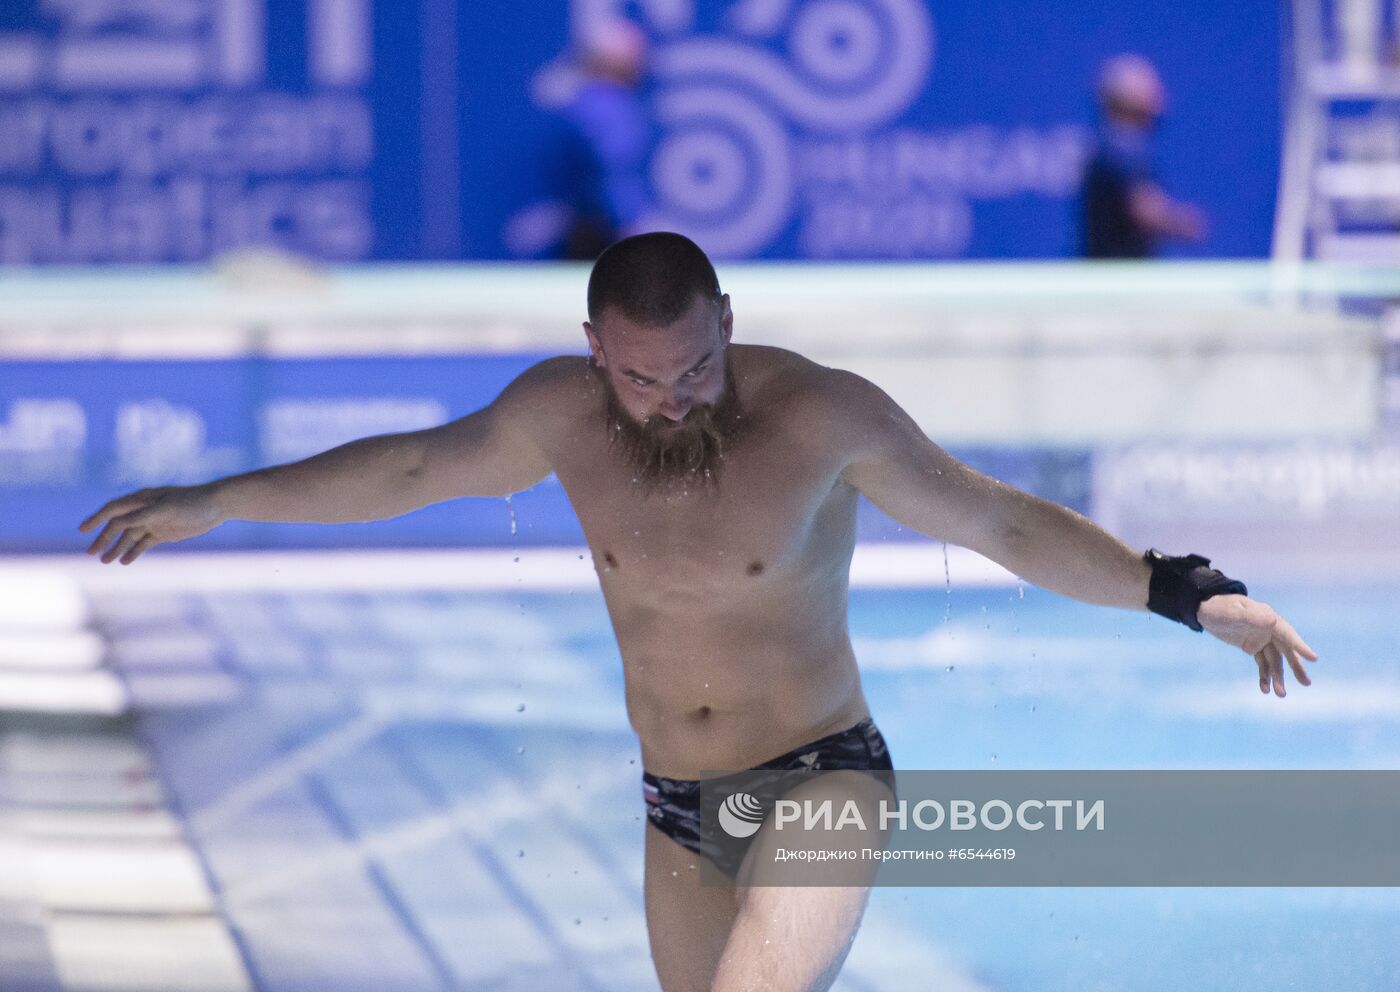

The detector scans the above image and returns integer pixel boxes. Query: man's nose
[657,392,691,421]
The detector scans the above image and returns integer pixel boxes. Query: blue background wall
[0,0,1281,263]
[1,353,1093,552]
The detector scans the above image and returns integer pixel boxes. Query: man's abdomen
[618,616,870,779]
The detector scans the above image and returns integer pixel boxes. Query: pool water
[89,578,1400,991]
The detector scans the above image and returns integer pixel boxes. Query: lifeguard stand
[1275,0,1400,263]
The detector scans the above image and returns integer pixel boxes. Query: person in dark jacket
[556,19,656,260]
[1080,54,1207,258]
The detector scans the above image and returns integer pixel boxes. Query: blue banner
[0,0,1279,263]
[0,352,1092,552]
[0,353,577,551]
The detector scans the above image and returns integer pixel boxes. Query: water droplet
[574,918,581,925]
[945,665,955,672]
[941,541,952,624]
[1017,581,1025,600]
[629,758,635,764]
[518,849,525,857]
[504,494,518,536]
[516,703,526,712]
[703,682,709,688]
[1030,705,1037,712]
[512,556,520,563]
[991,753,998,762]
[578,554,584,560]
[517,746,526,754]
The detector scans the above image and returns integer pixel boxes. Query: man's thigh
[712,771,894,992]
[644,821,741,992]
[738,769,894,891]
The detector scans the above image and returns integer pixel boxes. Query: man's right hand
[79,485,225,565]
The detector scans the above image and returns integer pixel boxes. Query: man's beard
[599,361,743,494]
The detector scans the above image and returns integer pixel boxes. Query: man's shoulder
[735,343,848,387]
[736,346,888,429]
[517,353,592,386]
[501,355,596,433]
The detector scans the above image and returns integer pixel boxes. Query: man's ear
[583,321,607,367]
[719,294,733,345]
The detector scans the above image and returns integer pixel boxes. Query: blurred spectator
[1080,54,1207,258]
[553,19,656,260]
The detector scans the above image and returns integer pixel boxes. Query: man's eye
[630,377,651,387]
[683,366,706,379]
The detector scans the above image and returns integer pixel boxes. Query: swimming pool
[66,570,1400,991]
[4,260,1396,989]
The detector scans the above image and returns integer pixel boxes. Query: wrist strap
[1143,549,1247,632]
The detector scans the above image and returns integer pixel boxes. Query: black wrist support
[1143,549,1248,632]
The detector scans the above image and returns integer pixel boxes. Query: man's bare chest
[549,425,853,585]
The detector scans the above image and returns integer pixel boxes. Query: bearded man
[81,232,1316,992]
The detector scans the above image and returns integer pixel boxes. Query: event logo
[525,0,1088,258]
[0,0,374,263]
[647,0,935,255]
[0,398,86,485]
[1093,440,1400,523]
[113,399,243,485]
[258,397,449,464]
[718,791,768,837]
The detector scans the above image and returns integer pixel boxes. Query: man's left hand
[1197,594,1318,698]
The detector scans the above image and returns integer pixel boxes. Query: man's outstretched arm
[79,358,561,565]
[830,368,1317,696]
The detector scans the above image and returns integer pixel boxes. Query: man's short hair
[587,232,721,327]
